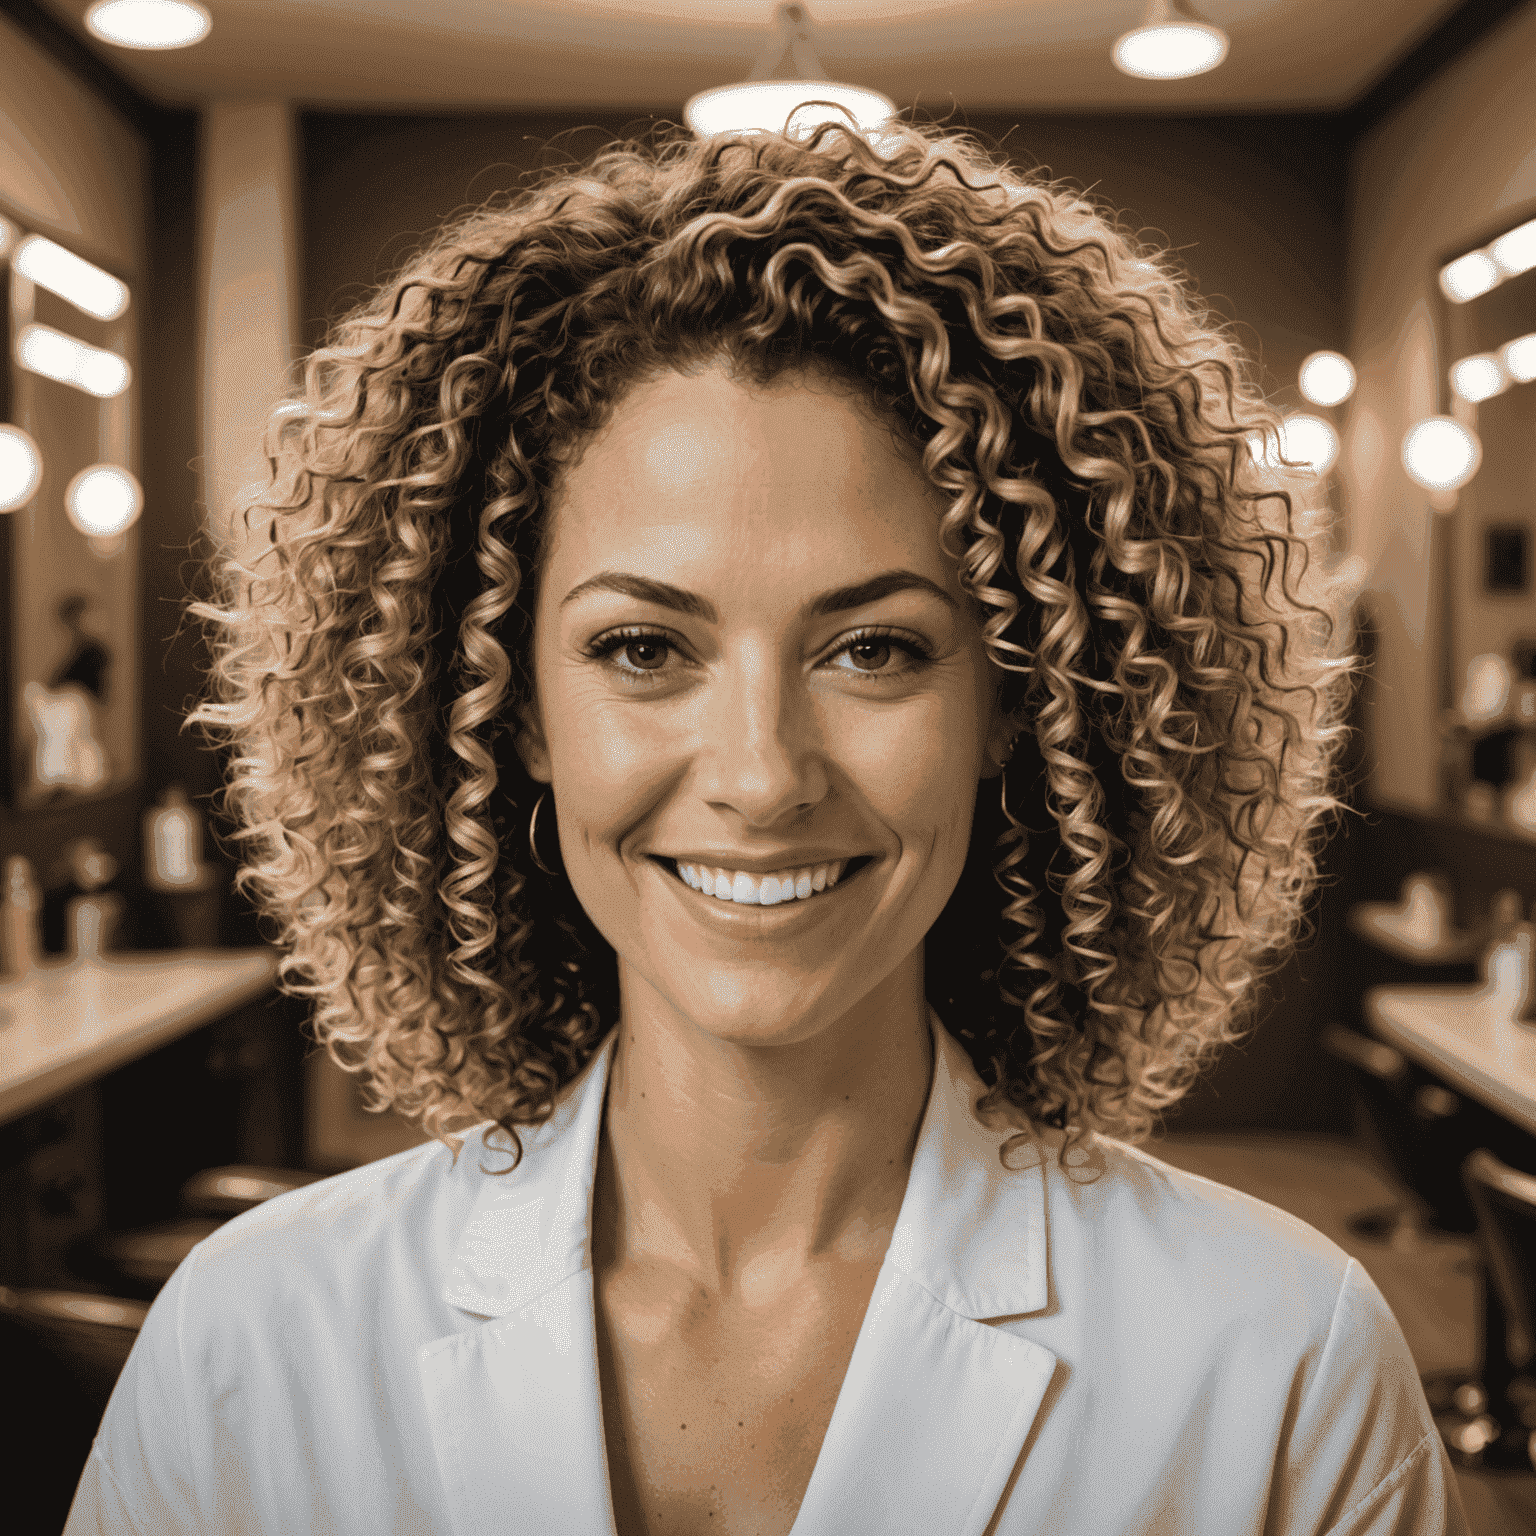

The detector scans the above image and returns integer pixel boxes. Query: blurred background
[1,0,1536,1529]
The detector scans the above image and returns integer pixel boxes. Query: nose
[697,646,830,824]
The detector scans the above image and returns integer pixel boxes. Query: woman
[69,117,1465,1534]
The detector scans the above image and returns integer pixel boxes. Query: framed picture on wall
[0,203,141,811]
[1484,523,1529,594]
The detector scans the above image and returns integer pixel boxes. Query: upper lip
[652,850,872,875]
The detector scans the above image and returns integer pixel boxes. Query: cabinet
[0,949,300,1288]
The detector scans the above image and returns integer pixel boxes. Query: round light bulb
[65,464,143,538]
[1499,333,1536,383]
[1451,353,1507,403]
[1278,414,1340,475]
[1402,416,1482,491]
[0,425,44,513]
[1298,350,1355,406]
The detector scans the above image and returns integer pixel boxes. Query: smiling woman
[66,117,1469,1536]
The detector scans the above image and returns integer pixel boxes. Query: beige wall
[197,101,302,570]
[1344,0,1536,813]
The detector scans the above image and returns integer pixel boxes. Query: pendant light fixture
[685,3,896,142]
[84,0,211,49]
[1112,0,1229,80]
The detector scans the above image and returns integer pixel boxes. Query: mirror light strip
[13,235,130,320]
[15,323,132,397]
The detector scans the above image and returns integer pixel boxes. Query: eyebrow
[559,567,960,623]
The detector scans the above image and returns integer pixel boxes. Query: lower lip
[651,857,874,935]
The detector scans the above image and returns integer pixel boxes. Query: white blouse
[66,1005,1470,1535]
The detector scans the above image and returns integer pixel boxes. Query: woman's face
[516,361,1017,1050]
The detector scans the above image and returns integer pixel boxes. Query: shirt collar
[442,1002,1051,1322]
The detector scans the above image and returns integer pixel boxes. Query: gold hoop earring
[527,789,562,877]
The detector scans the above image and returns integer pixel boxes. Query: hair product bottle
[1481,888,1526,988]
[0,855,43,980]
[142,784,209,890]
[63,840,123,961]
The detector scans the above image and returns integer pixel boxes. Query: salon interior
[3,0,1536,1528]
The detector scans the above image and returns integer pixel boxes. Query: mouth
[647,853,878,907]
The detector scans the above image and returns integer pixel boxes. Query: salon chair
[0,1287,148,1535]
[1430,1148,1536,1474]
[69,1162,323,1301]
[1319,1023,1483,1242]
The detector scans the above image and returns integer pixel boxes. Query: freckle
[738,1422,743,1427]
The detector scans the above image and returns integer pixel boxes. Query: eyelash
[585,625,936,688]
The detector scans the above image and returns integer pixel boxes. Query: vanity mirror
[0,200,141,811]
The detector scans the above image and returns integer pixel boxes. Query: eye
[584,625,935,687]
[827,628,935,677]
[587,628,674,681]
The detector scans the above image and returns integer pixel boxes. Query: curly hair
[183,113,1363,1183]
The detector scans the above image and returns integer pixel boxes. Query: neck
[593,959,934,1302]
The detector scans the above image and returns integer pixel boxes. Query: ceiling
[29,0,1473,114]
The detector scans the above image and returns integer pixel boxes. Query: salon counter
[1363,982,1536,1141]
[0,948,279,1126]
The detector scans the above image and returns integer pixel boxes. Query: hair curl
[183,114,1364,1182]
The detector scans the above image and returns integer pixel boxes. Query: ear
[514,701,552,785]
[980,709,1027,782]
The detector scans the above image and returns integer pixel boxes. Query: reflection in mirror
[1,208,140,810]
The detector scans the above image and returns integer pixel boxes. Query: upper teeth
[676,860,849,904]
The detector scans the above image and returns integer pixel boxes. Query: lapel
[418,1005,1060,1536]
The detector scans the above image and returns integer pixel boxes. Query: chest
[593,1259,882,1536]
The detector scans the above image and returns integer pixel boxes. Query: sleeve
[1273,1257,1472,1536]
[62,1251,204,1536]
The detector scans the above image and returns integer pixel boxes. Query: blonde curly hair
[183,114,1363,1181]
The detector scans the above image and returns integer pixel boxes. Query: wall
[1344,0,1536,815]
[301,109,1349,407]
[199,102,303,568]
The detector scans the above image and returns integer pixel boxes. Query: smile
[648,854,877,918]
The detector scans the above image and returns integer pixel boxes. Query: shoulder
[172,1124,503,1335]
[1040,1130,1356,1325]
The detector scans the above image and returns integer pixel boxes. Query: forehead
[543,366,952,583]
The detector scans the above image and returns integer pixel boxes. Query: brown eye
[622,638,668,671]
[829,629,933,679]
[847,640,893,672]
[587,628,679,685]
